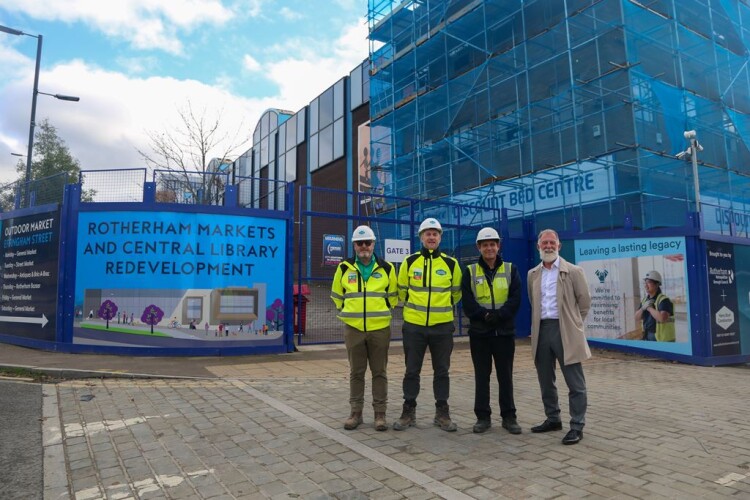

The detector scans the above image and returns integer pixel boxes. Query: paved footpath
[2,340,749,499]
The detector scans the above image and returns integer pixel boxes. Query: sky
[0,0,370,184]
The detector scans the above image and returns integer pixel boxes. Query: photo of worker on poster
[574,237,691,355]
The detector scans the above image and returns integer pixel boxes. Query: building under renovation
[367,0,750,235]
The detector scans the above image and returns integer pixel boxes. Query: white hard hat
[352,225,376,242]
[418,218,442,234]
[476,227,500,243]
[644,270,662,283]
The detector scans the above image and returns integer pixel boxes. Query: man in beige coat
[527,229,591,445]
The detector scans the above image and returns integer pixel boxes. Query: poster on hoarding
[0,209,60,341]
[574,237,691,355]
[706,241,741,356]
[74,211,286,348]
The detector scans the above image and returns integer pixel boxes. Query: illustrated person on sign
[527,229,591,445]
[393,218,462,432]
[461,227,523,435]
[635,270,675,342]
[331,225,398,431]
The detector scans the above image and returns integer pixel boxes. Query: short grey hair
[537,228,560,242]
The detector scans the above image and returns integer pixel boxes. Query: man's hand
[643,299,655,310]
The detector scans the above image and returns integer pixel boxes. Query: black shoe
[501,418,522,435]
[472,419,491,434]
[562,429,583,445]
[531,420,563,433]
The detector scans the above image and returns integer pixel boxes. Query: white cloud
[243,53,261,72]
[262,21,369,109]
[278,7,303,21]
[0,0,235,54]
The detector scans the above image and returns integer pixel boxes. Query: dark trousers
[470,334,516,420]
[401,321,454,404]
[535,319,587,430]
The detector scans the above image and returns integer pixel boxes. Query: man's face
[477,240,499,262]
[354,240,374,261]
[420,229,441,250]
[644,279,659,296]
[537,231,561,263]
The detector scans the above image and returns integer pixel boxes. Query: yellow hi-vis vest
[331,257,398,331]
[467,262,512,309]
[641,294,676,342]
[398,250,462,326]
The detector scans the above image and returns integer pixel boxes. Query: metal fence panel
[80,169,146,203]
[295,186,518,345]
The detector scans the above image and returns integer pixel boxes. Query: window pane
[319,124,333,166]
[285,116,295,150]
[286,148,297,181]
[310,133,319,171]
[333,118,344,160]
[320,87,333,128]
[350,65,363,109]
[334,79,345,119]
[297,108,306,144]
[278,123,286,152]
[310,99,319,134]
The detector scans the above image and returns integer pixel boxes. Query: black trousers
[401,321,454,404]
[470,334,516,420]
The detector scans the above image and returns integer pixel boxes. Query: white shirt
[540,258,560,319]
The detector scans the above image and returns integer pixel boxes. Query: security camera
[676,150,691,160]
[684,130,697,140]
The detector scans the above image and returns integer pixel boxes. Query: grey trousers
[535,319,587,430]
[344,324,391,412]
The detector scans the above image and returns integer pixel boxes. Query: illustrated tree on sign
[141,305,165,334]
[98,300,118,329]
[266,299,284,331]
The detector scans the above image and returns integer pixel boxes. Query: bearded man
[526,229,591,445]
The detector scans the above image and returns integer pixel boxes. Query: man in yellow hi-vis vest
[393,218,462,432]
[461,227,522,435]
[331,225,398,431]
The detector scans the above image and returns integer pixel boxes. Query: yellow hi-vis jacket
[398,248,462,326]
[467,262,512,309]
[331,256,398,331]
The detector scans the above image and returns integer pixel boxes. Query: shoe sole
[392,421,414,431]
[531,425,562,433]
[503,427,522,435]
[434,420,457,432]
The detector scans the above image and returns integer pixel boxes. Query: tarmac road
[0,378,43,500]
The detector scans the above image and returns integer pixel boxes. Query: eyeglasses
[354,240,373,247]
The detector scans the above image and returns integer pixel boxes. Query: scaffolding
[368,0,750,235]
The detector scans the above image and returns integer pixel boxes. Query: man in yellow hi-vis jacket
[331,225,398,431]
[393,218,462,432]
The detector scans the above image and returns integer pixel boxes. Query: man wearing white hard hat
[461,227,522,435]
[393,218,462,432]
[331,225,398,431]
[635,270,675,342]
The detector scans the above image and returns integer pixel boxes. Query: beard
[539,249,558,263]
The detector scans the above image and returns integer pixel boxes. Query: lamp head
[684,130,697,140]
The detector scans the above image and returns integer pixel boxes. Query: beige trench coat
[527,257,592,365]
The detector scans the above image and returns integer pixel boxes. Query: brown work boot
[343,411,363,430]
[392,403,416,430]
[374,412,388,431]
[434,403,457,432]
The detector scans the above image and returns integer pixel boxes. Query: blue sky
[0,0,369,183]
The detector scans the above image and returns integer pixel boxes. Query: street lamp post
[0,24,80,187]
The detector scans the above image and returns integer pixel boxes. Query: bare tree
[138,101,250,205]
